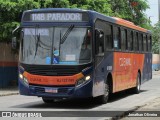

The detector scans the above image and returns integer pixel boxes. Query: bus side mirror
[12,26,20,49]
[12,37,17,49]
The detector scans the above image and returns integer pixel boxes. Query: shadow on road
[109,89,148,103]
[10,90,148,109]
[11,97,101,109]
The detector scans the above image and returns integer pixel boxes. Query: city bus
[15,8,152,104]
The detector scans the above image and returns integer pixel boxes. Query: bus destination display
[31,13,82,22]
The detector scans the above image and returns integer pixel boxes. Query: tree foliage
[69,0,112,15]
[110,0,150,27]
[0,0,152,42]
[152,22,160,54]
[0,0,40,41]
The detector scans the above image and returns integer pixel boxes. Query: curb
[0,92,19,97]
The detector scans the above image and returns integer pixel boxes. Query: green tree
[0,0,40,42]
[69,0,112,15]
[152,22,160,54]
[129,0,150,27]
[44,0,70,8]
[110,0,151,28]
[0,0,153,42]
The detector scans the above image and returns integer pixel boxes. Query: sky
[145,0,159,26]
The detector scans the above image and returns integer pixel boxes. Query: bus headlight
[19,73,29,86]
[76,75,91,87]
[19,73,23,79]
[85,76,90,81]
[23,77,29,86]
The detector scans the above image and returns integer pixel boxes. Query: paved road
[0,71,160,120]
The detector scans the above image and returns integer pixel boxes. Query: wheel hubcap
[137,76,140,90]
[104,84,109,97]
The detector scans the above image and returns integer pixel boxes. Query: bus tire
[42,97,53,103]
[97,81,109,104]
[132,73,141,94]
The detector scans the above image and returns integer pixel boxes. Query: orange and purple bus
[15,8,152,104]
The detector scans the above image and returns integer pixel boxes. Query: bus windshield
[20,27,91,65]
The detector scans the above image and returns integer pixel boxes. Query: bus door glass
[93,20,105,96]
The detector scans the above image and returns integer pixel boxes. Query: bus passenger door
[93,29,105,97]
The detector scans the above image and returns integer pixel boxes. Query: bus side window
[130,31,134,51]
[141,34,144,52]
[143,34,147,52]
[105,24,113,50]
[150,36,152,51]
[135,32,139,51]
[146,35,148,52]
[95,29,104,54]
[148,35,151,52]
[139,33,143,52]
[121,28,127,51]
[95,20,105,55]
[113,27,121,50]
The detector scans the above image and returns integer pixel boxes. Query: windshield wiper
[34,33,40,58]
[60,25,74,44]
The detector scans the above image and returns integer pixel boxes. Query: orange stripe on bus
[112,52,144,92]
[113,17,148,33]
[23,72,84,86]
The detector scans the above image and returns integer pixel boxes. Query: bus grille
[22,65,79,76]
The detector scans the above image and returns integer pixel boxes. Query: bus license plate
[45,88,58,93]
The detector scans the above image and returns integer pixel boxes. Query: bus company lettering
[30,78,47,82]
[31,13,82,21]
[30,77,74,83]
[119,58,131,66]
[57,78,74,83]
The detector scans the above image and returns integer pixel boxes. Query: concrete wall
[0,43,18,88]
[152,54,160,71]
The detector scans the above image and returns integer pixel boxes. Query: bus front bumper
[19,79,93,99]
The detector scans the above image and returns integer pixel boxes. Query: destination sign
[22,12,89,22]
[31,13,82,22]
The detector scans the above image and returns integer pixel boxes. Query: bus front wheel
[97,81,109,104]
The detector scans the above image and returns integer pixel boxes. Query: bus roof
[23,8,151,33]
[112,17,150,33]
[87,10,151,34]
[26,8,87,12]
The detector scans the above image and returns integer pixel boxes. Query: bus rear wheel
[42,97,54,103]
[97,81,109,104]
[132,73,141,94]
